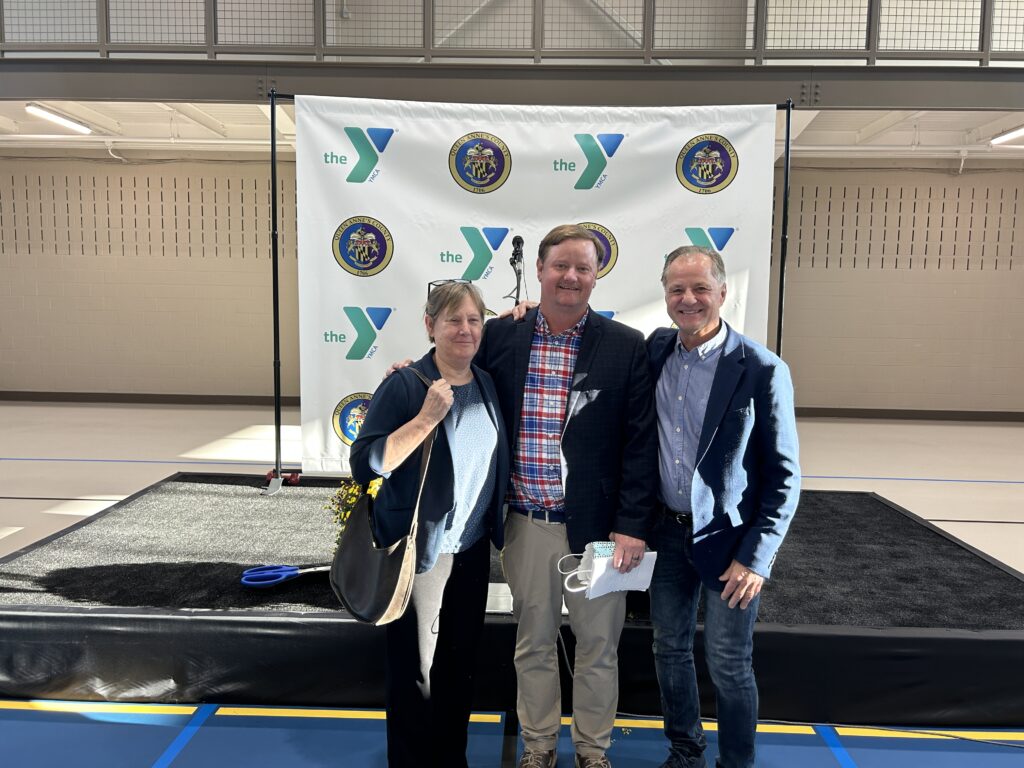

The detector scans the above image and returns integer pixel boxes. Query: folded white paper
[585,552,657,599]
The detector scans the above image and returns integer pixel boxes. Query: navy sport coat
[475,308,658,553]
[350,351,509,573]
[647,322,801,586]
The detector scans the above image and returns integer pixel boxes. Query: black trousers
[385,536,490,768]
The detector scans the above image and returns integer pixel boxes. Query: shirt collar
[536,308,588,338]
[676,321,727,360]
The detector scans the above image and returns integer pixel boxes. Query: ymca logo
[574,133,624,189]
[684,227,735,252]
[459,226,509,280]
[342,127,395,183]
[343,306,393,360]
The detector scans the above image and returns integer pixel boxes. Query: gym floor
[1,402,1023,766]
[1,700,1022,767]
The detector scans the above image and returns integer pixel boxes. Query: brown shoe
[575,755,611,768]
[519,749,558,768]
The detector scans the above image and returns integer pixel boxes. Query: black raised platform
[1,473,1022,726]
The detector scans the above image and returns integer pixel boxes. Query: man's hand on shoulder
[719,559,764,610]
[495,300,538,322]
[383,359,413,379]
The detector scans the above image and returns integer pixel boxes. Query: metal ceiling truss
[1,0,1022,65]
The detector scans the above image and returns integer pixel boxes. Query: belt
[511,507,566,524]
[660,503,692,525]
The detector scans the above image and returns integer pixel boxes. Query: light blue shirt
[656,323,728,512]
[440,378,497,553]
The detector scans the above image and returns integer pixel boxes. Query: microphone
[510,235,524,274]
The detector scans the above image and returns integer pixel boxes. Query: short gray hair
[424,281,485,342]
[661,245,727,285]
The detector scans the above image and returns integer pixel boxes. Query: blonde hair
[537,224,604,265]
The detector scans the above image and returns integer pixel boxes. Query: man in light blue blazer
[646,245,801,768]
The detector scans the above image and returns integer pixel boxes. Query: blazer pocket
[725,405,752,420]
[565,388,601,420]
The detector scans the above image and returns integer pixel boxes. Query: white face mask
[557,541,616,594]
[556,541,657,600]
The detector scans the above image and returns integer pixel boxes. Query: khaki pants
[502,511,627,757]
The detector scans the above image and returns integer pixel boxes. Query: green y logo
[684,227,736,251]
[574,133,624,189]
[343,128,395,183]
[342,306,393,359]
[459,227,510,280]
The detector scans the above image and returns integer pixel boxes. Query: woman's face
[426,295,483,364]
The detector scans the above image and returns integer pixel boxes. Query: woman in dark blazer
[349,281,509,768]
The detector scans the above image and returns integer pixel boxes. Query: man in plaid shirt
[475,224,658,768]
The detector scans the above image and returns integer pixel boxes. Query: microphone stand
[504,235,525,307]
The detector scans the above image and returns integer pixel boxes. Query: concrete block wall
[0,159,300,397]
[1,157,1022,412]
[771,166,1023,412]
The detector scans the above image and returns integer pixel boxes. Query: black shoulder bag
[330,369,437,625]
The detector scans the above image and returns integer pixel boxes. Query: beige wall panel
[0,159,300,397]
[3,159,1022,413]
[776,168,1023,412]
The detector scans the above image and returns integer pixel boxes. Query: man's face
[663,254,727,348]
[536,238,598,317]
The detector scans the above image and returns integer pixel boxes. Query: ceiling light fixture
[990,124,1024,146]
[25,103,92,135]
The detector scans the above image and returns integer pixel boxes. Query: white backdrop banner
[295,96,776,474]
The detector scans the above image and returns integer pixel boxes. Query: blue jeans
[650,517,759,768]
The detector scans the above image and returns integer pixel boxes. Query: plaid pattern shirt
[508,310,587,514]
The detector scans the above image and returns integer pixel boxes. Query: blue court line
[0,457,302,468]
[805,474,1023,485]
[814,725,858,768]
[151,703,217,768]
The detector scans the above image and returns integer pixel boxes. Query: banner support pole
[264,88,285,496]
[775,99,794,357]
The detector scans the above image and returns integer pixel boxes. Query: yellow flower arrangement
[326,477,382,548]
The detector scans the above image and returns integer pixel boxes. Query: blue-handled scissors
[241,564,330,588]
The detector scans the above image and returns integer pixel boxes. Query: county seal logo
[332,216,394,277]
[578,222,618,279]
[333,393,373,446]
[449,132,512,194]
[676,134,738,194]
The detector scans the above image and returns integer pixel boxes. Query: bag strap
[408,367,434,390]
[404,367,439,541]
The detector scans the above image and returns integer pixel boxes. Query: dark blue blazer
[349,351,509,573]
[647,322,801,587]
[476,308,658,553]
